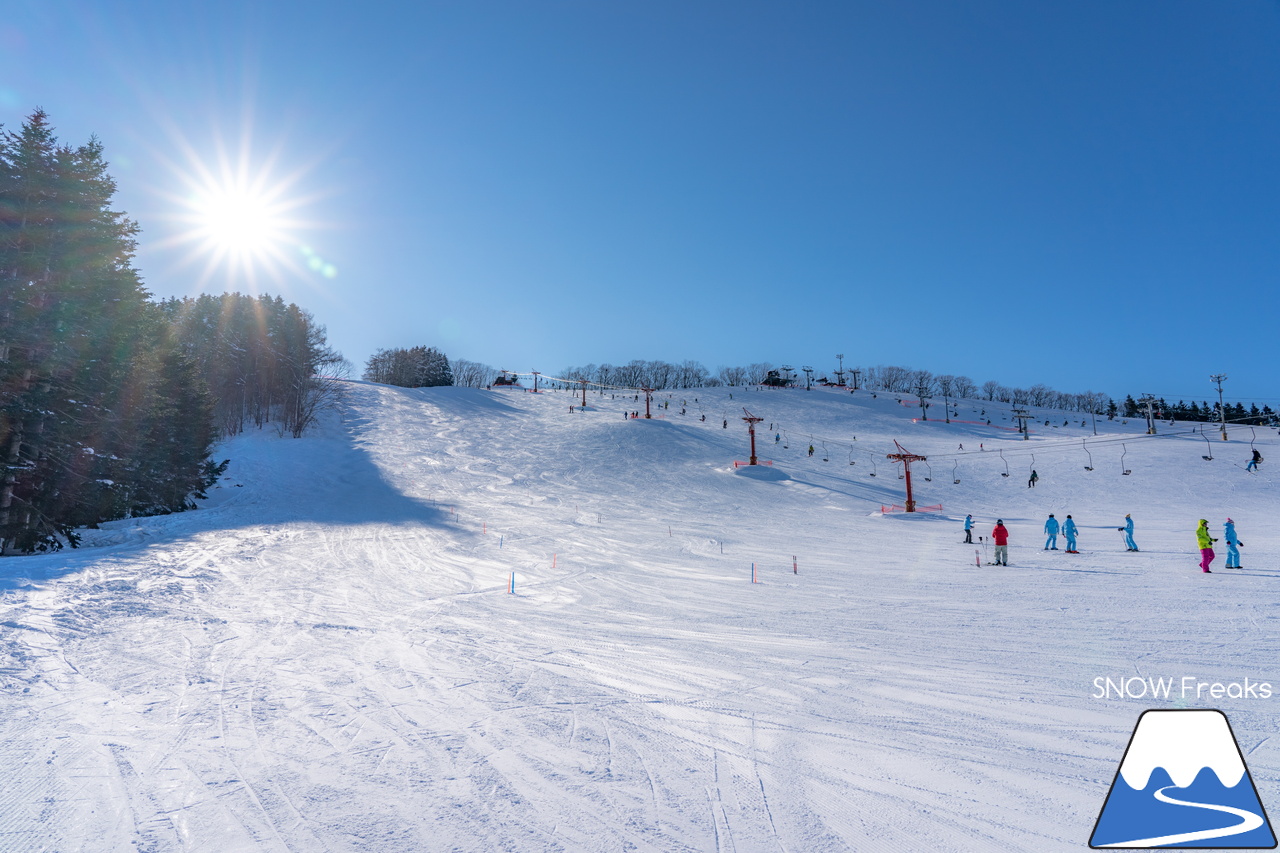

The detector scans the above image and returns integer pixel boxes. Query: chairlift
[821,441,829,462]
[999,449,1009,477]
[782,431,789,449]
[1082,439,1093,471]
[1121,444,1132,475]
[923,461,932,482]
[848,445,856,465]
[896,461,905,480]
[1201,430,1214,461]
[869,454,878,477]
[1250,426,1258,454]
[1029,453,1035,474]
[953,460,960,484]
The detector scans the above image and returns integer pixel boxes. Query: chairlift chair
[953,460,960,484]
[923,461,932,482]
[1201,431,1214,461]
[1121,444,1132,475]
[1082,440,1093,471]
[1000,449,1010,477]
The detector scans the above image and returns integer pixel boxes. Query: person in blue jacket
[1224,518,1243,568]
[1043,514,1059,550]
[1119,514,1138,551]
[1063,515,1079,553]
[964,514,974,544]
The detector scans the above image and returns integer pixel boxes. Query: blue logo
[1091,710,1276,848]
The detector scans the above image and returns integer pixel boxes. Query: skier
[1224,518,1243,568]
[958,443,964,450]
[1196,519,1217,573]
[1064,515,1079,553]
[1246,449,1263,472]
[808,445,815,457]
[991,520,1009,566]
[1119,514,1138,551]
[1043,514,1059,550]
[1028,469,1039,488]
[723,419,727,429]
[963,514,974,544]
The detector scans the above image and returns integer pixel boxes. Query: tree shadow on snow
[0,412,452,588]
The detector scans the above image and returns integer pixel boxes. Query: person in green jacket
[1196,519,1217,573]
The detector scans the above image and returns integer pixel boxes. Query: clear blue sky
[5,1,1279,403]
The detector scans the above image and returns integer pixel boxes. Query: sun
[191,184,284,256]
[147,127,334,293]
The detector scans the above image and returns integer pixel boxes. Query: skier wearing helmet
[1196,519,1217,573]
[1119,514,1138,551]
[1224,519,1242,569]
[992,520,1009,566]
[1063,515,1079,553]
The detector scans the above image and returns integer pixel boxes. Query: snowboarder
[992,520,1009,566]
[1043,514,1059,550]
[1246,449,1263,472]
[1028,469,1039,488]
[1064,515,1079,553]
[1224,518,1243,568]
[1119,514,1138,551]
[1196,519,1217,573]
[963,514,974,544]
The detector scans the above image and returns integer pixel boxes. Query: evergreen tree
[0,110,220,552]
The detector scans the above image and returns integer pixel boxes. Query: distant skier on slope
[1196,519,1217,573]
[963,514,974,544]
[1063,515,1079,553]
[1028,469,1039,488]
[1224,518,1243,568]
[1043,514,1059,550]
[991,520,1010,566]
[1119,514,1138,551]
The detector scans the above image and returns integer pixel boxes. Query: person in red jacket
[992,519,1010,566]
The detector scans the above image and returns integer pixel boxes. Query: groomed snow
[1,381,1276,851]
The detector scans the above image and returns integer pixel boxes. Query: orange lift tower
[741,408,764,465]
[886,440,927,512]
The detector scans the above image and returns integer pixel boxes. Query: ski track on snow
[0,381,1276,851]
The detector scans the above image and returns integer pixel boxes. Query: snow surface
[1,381,1278,852]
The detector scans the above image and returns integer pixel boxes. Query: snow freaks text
[1093,677,1274,701]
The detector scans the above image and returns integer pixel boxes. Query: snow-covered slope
[1,381,1276,852]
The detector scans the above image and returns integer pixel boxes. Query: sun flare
[193,186,282,255]
[149,127,333,292]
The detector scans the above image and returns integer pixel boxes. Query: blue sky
[5,1,1279,403]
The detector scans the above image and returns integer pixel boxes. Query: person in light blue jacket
[1224,518,1242,568]
[1063,515,1079,553]
[1044,514,1060,550]
[964,514,974,544]
[1119,514,1138,551]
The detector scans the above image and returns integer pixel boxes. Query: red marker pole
[792,555,798,574]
